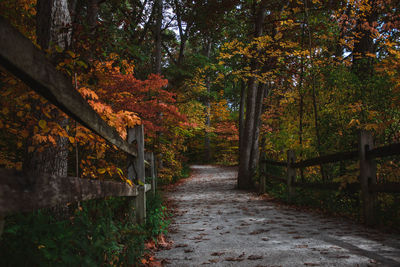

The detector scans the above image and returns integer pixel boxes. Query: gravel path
[155,165,400,267]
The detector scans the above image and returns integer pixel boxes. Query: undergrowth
[262,166,400,232]
[0,191,169,266]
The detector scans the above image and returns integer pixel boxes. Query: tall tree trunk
[352,0,376,79]
[298,12,306,182]
[203,39,212,162]
[249,83,267,174]
[305,0,326,180]
[37,0,72,52]
[238,80,246,156]
[238,77,258,189]
[87,0,100,28]
[173,0,191,66]
[24,0,72,177]
[298,70,305,182]
[237,1,267,189]
[352,0,376,124]
[154,0,163,74]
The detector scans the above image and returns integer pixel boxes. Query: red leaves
[95,72,186,137]
[141,234,172,267]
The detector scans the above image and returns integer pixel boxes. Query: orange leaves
[78,87,99,100]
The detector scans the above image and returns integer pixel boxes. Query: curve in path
[155,165,400,266]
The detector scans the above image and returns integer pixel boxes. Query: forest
[0,0,400,265]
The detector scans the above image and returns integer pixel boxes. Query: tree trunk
[352,0,377,124]
[249,83,267,174]
[25,0,72,177]
[305,0,326,180]
[87,0,100,28]
[238,77,258,189]
[203,39,212,162]
[237,1,267,189]
[238,80,246,156]
[37,0,72,51]
[352,0,376,79]
[154,0,163,74]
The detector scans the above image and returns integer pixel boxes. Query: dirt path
[155,165,400,266]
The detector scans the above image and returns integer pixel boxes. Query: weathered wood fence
[0,16,158,235]
[260,131,400,226]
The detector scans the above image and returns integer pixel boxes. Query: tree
[23,0,73,177]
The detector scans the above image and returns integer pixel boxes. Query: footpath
[154,165,400,266]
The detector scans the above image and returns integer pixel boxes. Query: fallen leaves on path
[225,252,245,261]
[248,255,263,260]
[211,252,225,256]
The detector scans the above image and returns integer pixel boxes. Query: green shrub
[0,192,169,266]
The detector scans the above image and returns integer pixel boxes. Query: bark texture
[237,2,267,189]
[30,0,72,177]
[203,40,212,162]
[154,0,163,74]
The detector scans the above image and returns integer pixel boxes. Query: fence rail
[0,16,137,158]
[0,17,158,235]
[367,143,400,159]
[0,169,151,215]
[260,131,400,226]
[261,150,359,168]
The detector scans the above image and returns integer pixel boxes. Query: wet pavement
[155,165,400,266]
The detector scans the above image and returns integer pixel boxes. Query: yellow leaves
[274,32,283,40]
[38,120,47,129]
[348,118,360,127]
[66,50,76,58]
[97,168,106,174]
[68,136,75,144]
[363,123,379,131]
[125,179,133,187]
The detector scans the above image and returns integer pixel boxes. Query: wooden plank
[292,182,361,192]
[144,184,152,193]
[370,183,400,193]
[259,155,266,194]
[287,150,296,202]
[266,174,287,184]
[293,150,358,168]
[0,16,137,158]
[359,131,377,226]
[293,182,341,190]
[127,125,146,224]
[145,152,156,194]
[262,159,287,167]
[0,169,138,215]
[367,143,400,159]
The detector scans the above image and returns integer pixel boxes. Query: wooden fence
[0,16,157,236]
[260,131,400,226]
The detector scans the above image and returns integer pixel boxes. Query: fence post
[127,125,146,224]
[154,154,158,191]
[145,151,156,195]
[0,215,4,237]
[150,152,156,194]
[359,130,377,226]
[260,154,266,194]
[287,150,296,202]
